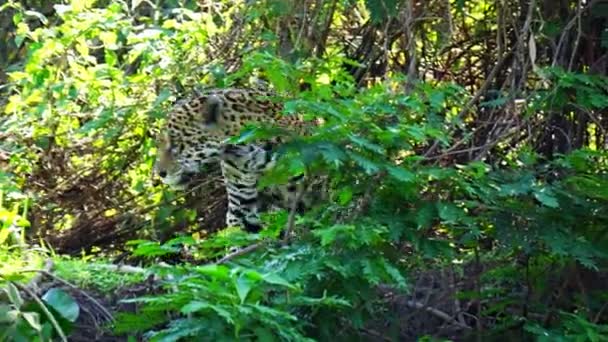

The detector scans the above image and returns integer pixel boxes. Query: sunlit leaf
[22,312,42,331]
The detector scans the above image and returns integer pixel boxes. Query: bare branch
[215,242,264,264]
[405,300,472,330]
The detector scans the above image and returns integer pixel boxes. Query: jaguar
[154,87,317,233]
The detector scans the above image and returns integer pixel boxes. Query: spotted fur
[154,88,312,232]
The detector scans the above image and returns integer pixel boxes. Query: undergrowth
[0,0,607,341]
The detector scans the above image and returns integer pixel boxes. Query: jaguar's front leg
[220,159,262,233]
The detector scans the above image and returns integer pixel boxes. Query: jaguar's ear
[202,94,223,125]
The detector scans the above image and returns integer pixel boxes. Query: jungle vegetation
[0,0,607,341]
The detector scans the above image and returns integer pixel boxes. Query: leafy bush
[0,0,607,341]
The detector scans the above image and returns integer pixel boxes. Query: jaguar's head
[153,94,226,189]
[153,134,219,189]
[153,88,283,188]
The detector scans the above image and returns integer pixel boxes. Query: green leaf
[0,228,10,245]
[253,327,276,341]
[42,288,79,322]
[24,10,48,25]
[6,283,23,308]
[132,241,180,257]
[180,301,233,324]
[428,90,445,111]
[533,188,559,208]
[262,273,297,290]
[380,258,407,290]
[498,173,535,196]
[314,224,355,246]
[415,202,435,229]
[243,269,264,282]
[386,165,415,183]
[437,202,465,223]
[22,312,42,331]
[348,134,385,154]
[234,275,254,304]
[566,175,608,200]
[12,11,22,25]
[361,259,381,285]
[0,304,14,323]
[365,0,399,22]
[348,152,380,174]
[250,304,297,321]
[147,318,205,342]
[78,109,113,134]
[454,0,466,13]
[318,143,347,168]
[293,294,352,308]
[180,301,208,314]
[195,264,231,280]
[589,93,608,108]
[337,187,353,205]
[153,88,172,109]
[210,305,234,323]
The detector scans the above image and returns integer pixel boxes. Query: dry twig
[26,259,54,291]
[282,185,304,244]
[405,300,472,330]
[215,242,264,264]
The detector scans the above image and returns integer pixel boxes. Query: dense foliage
[1,0,607,341]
